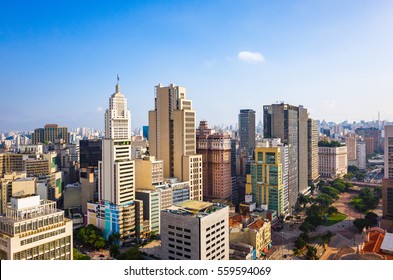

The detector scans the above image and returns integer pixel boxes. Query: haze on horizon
[1,1,392,132]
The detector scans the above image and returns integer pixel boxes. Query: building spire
[116,74,120,93]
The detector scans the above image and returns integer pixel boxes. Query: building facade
[31,124,69,145]
[160,200,229,260]
[238,109,256,155]
[245,140,288,215]
[87,82,140,242]
[263,103,308,210]
[196,121,232,201]
[318,145,348,178]
[308,118,319,184]
[0,194,73,260]
[149,84,203,201]
[382,126,393,222]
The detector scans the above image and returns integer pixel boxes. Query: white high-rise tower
[99,82,135,204]
[105,83,131,140]
[87,80,140,241]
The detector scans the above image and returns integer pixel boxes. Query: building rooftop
[163,200,227,218]
[13,177,35,182]
[381,233,393,253]
[248,219,267,230]
[178,200,213,211]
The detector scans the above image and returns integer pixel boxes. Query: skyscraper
[238,109,256,155]
[246,139,289,215]
[263,103,308,210]
[99,83,134,204]
[87,82,139,241]
[149,84,203,201]
[382,126,393,223]
[196,121,232,201]
[308,118,319,184]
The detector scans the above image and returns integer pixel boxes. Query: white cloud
[237,51,265,63]
[95,106,103,113]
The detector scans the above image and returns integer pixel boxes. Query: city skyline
[1,1,393,131]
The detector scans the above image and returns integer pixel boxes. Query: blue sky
[1,0,392,131]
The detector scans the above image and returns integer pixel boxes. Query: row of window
[20,229,67,246]
[14,238,71,260]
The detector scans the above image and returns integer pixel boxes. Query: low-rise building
[0,194,73,260]
[161,200,229,260]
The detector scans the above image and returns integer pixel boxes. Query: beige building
[196,121,232,201]
[149,84,203,201]
[318,145,348,178]
[345,136,357,162]
[161,200,229,260]
[308,118,319,184]
[80,168,96,215]
[0,194,73,260]
[0,153,25,178]
[229,218,272,259]
[135,156,164,189]
[1,172,35,215]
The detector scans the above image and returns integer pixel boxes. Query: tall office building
[263,103,308,210]
[149,84,203,201]
[345,136,357,162]
[245,139,288,215]
[0,194,73,260]
[99,83,134,204]
[308,118,319,184]
[161,200,229,260]
[31,124,70,144]
[238,109,256,155]
[87,82,139,241]
[79,139,102,169]
[382,126,393,223]
[230,139,238,206]
[196,121,232,201]
[356,127,381,153]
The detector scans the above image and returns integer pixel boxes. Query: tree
[299,221,315,233]
[294,236,307,249]
[109,244,120,258]
[298,194,310,208]
[117,247,144,260]
[305,245,318,260]
[93,237,106,250]
[310,183,316,195]
[320,186,339,199]
[73,248,91,260]
[108,233,121,246]
[76,224,107,249]
[364,212,379,226]
[332,181,346,193]
[353,218,368,233]
[316,194,334,207]
[328,206,338,215]
[317,180,326,188]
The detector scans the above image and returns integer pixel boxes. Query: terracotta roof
[248,219,265,230]
[362,229,393,260]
